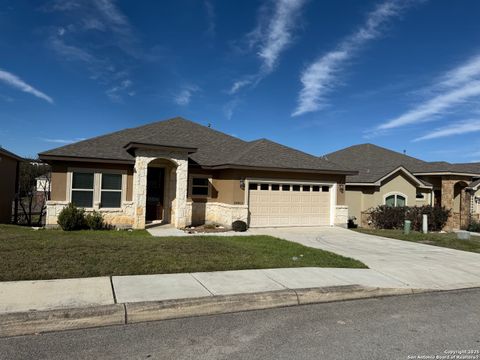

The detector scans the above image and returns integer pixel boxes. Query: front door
[146,168,165,222]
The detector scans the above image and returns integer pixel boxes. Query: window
[101,173,122,208]
[292,185,301,191]
[191,177,210,196]
[260,183,269,191]
[71,172,94,208]
[385,194,406,207]
[249,183,258,191]
[282,184,290,191]
[321,186,330,192]
[302,185,311,192]
[312,185,320,192]
[271,184,280,191]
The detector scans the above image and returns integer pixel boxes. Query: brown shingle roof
[0,147,23,161]
[40,117,353,173]
[326,143,480,183]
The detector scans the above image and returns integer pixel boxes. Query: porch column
[441,177,455,231]
[132,157,148,229]
[173,158,188,228]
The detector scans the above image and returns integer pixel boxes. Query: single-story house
[326,143,480,230]
[39,117,356,229]
[0,147,22,223]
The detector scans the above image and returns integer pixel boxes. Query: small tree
[18,158,50,226]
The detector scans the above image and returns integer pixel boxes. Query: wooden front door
[146,168,165,221]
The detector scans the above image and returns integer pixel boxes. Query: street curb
[0,286,425,337]
[0,304,125,338]
[126,289,299,323]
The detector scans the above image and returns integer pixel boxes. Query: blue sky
[1,0,480,162]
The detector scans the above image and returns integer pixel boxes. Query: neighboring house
[0,147,22,223]
[39,117,355,229]
[326,144,480,230]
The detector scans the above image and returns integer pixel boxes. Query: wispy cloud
[173,85,200,106]
[230,0,307,94]
[106,79,134,102]
[292,0,417,116]
[0,69,53,104]
[40,137,85,144]
[204,0,216,38]
[413,118,480,141]
[376,52,480,131]
[223,97,241,120]
[378,81,480,130]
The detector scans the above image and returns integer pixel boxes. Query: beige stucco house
[326,144,480,230]
[39,117,355,229]
[0,147,22,223]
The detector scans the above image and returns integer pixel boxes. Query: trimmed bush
[57,203,86,231]
[368,205,450,231]
[85,211,105,230]
[232,220,248,232]
[468,220,480,233]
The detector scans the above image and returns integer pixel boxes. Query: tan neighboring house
[0,147,22,223]
[38,117,356,229]
[326,144,480,230]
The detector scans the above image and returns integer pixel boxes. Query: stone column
[173,158,188,228]
[441,177,455,231]
[132,157,148,229]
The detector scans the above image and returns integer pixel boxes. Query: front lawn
[355,228,480,253]
[0,225,366,281]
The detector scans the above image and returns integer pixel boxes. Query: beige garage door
[248,182,332,227]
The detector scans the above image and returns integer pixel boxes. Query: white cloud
[292,0,415,116]
[41,137,85,144]
[230,0,307,94]
[378,81,480,130]
[106,79,134,102]
[204,0,215,37]
[173,85,200,106]
[438,53,480,89]
[0,69,53,104]
[413,118,480,141]
[223,97,241,120]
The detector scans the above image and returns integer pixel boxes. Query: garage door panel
[249,182,331,227]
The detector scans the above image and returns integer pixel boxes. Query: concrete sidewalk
[0,267,411,314]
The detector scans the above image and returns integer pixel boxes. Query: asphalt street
[1,289,479,360]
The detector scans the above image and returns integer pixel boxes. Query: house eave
[38,154,135,165]
[123,142,198,155]
[413,171,480,177]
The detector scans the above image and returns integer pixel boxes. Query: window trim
[188,174,212,198]
[383,192,408,207]
[67,168,127,210]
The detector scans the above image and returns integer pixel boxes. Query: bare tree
[18,158,51,226]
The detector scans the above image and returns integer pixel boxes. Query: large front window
[385,194,406,207]
[70,170,124,208]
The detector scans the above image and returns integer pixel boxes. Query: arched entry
[146,158,178,224]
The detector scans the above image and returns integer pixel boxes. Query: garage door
[248,182,332,227]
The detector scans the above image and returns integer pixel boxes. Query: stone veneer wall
[45,200,135,229]
[186,202,248,228]
[334,205,349,228]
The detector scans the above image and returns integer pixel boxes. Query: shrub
[468,220,480,233]
[368,205,450,231]
[57,203,86,231]
[85,211,105,230]
[347,217,358,229]
[232,220,248,232]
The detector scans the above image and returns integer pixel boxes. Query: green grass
[0,225,366,281]
[355,228,480,253]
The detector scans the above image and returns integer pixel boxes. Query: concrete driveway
[250,227,480,290]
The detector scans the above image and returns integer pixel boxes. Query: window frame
[71,171,95,209]
[100,173,124,209]
[189,174,212,198]
[67,168,127,210]
[383,192,408,207]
